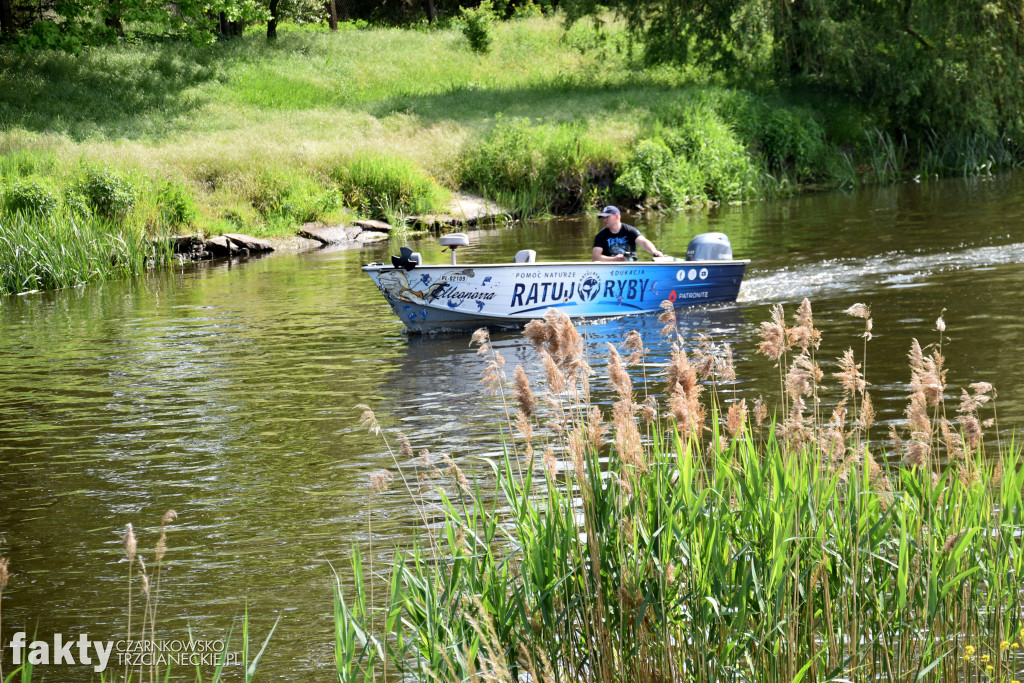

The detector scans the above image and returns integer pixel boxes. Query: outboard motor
[686,232,733,261]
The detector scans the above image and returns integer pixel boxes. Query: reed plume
[607,343,632,402]
[443,456,470,493]
[666,343,704,438]
[719,343,736,383]
[726,398,747,440]
[693,334,717,380]
[790,298,822,354]
[657,300,677,338]
[514,366,537,418]
[0,554,8,681]
[396,432,413,459]
[370,469,394,492]
[150,509,177,683]
[124,522,138,682]
[640,396,657,426]
[623,330,644,366]
[356,404,382,435]
[958,382,995,453]
[542,446,558,479]
[821,399,848,464]
[540,350,566,394]
[844,303,870,320]
[835,349,866,396]
[753,396,767,428]
[908,339,945,407]
[858,391,875,434]
[479,348,507,394]
[757,304,789,361]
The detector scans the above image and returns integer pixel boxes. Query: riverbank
[2,15,1022,295]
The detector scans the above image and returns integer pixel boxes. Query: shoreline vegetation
[332,303,1024,681]
[2,8,1024,295]
[2,301,1021,681]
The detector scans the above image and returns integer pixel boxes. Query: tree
[0,0,13,39]
[266,0,277,37]
[563,0,1024,140]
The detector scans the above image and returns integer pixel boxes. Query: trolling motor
[391,246,421,270]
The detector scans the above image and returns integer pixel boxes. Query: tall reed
[340,303,1024,682]
[0,553,8,682]
[0,212,167,296]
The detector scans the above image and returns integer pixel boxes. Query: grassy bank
[337,303,1023,681]
[3,15,1021,253]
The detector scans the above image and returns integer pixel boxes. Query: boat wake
[739,240,1024,303]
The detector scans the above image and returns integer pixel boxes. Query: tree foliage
[563,0,1024,140]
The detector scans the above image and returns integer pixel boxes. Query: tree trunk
[267,0,278,38]
[105,0,125,37]
[0,0,13,39]
[218,11,227,35]
[327,0,337,30]
[231,19,244,35]
[104,14,125,36]
[423,0,435,23]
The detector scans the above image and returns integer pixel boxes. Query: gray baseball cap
[597,205,620,217]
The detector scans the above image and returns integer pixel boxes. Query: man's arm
[637,236,663,258]
[592,246,627,262]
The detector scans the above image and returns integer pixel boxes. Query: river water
[2,173,1023,679]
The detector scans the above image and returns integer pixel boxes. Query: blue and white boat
[362,232,748,333]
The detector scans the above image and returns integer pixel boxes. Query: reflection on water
[2,173,1024,679]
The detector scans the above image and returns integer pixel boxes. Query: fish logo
[578,271,601,302]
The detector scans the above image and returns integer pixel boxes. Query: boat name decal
[443,289,497,301]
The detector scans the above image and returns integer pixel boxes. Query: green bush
[460,118,619,215]
[720,94,829,180]
[659,105,761,201]
[156,181,198,228]
[615,138,689,206]
[460,1,496,54]
[331,155,448,223]
[78,167,136,220]
[3,177,60,217]
[249,169,338,227]
[62,190,92,219]
[511,0,543,20]
[617,103,762,207]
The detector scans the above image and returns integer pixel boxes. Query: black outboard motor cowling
[686,232,733,261]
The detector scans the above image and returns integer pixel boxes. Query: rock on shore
[165,233,275,261]
[166,194,508,261]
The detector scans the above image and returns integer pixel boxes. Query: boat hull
[361,260,748,333]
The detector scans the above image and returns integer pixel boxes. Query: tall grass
[0,212,172,296]
[341,303,1024,681]
[458,118,622,216]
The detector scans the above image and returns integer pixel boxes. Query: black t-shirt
[593,224,642,259]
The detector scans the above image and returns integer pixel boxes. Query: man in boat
[591,206,663,262]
